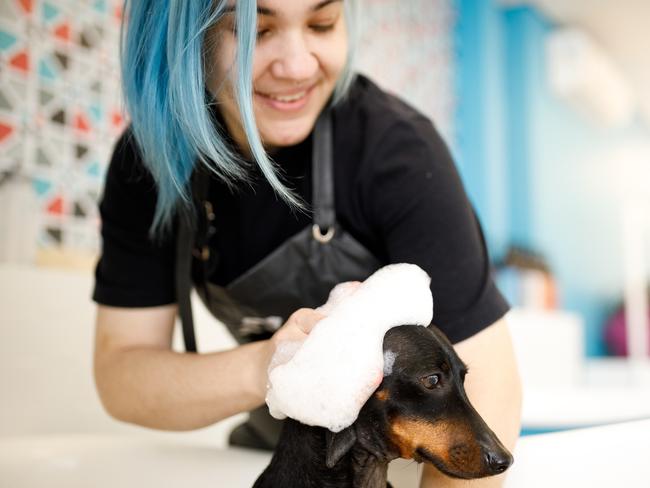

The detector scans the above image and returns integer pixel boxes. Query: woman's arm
[93,304,322,431]
[420,318,522,488]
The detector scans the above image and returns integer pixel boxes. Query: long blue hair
[120,0,358,239]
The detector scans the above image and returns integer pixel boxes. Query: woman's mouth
[255,84,316,112]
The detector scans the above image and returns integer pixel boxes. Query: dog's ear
[325,426,357,468]
[427,322,453,345]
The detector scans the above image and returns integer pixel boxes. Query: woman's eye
[257,29,270,39]
[421,374,441,389]
[310,24,335,33]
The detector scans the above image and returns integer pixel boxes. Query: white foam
[383,350,397,376]
[265,263,433,432]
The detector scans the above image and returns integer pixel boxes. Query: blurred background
[1,0,649,486]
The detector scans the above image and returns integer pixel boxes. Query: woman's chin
[261,123,313,149]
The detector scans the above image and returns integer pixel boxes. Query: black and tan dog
[254,323,513,487]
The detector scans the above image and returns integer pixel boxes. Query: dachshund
[253,323,513,487]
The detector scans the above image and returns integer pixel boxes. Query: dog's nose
[484,450,513,474]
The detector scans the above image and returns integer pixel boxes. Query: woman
[92,1,522,486]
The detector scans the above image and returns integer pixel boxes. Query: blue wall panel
[454,1,650,356]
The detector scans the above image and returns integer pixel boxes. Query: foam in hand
[265,263,433,432]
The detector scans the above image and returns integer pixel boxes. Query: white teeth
[264,91,307,103]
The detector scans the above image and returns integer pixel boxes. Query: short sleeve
[367,118,509,343]
[92,128,177,307]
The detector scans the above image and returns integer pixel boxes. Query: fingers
[288,308,326,335]
[340,280,362,295]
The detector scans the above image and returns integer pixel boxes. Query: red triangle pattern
[0,122,14,142]
[47,196,64,215]
[54,23,71,42]
[75,112,91,133]
[111,111,123,129]
[18,0,33,14]
[9,51,29,72]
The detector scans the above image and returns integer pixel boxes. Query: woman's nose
[270,33,318,82]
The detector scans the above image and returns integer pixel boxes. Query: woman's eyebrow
[223,0,342,17]
[309,0,342,12]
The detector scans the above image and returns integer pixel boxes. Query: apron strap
[312,108,336,234]
[175,166,211,353]
[176,206,198,353]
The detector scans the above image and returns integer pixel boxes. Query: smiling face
[206,0,348,152]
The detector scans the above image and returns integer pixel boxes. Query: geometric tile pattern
[0,0,124,259]
[0,0,455,263]
[357,0,456,146]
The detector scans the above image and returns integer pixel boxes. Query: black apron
[175,109,382,449]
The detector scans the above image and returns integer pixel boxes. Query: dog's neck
[350,445,390,488]
[254,419,391,488]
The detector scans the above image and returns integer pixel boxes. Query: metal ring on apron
[312,224,335,243]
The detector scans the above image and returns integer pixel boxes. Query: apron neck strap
[312,108,335,232]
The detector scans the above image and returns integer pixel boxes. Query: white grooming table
[1,420,649,488]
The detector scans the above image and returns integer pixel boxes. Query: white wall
[0,263,243,446]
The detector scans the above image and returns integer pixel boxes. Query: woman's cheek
[319,31,349,77]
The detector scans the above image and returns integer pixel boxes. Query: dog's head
[325,323,513,479]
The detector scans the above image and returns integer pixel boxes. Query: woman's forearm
[94,340,273,431]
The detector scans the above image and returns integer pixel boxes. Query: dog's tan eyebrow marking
[375,389,389,401]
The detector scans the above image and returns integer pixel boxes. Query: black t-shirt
[92,75,509,344]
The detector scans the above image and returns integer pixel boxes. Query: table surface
[2,419,649,488]
[521,359,650,428]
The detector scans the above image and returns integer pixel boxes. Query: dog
[253,323,513,487]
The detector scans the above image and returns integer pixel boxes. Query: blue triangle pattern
[38,58,57,80]
[0,30,17,51]
[87,162,101,177]
[43,2,60,22]
[89,104,102,122]
[33,178,52,196]
[93,0,107,13]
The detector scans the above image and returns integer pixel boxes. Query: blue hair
[120,0,358,239]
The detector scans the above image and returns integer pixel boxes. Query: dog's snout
[484,450,513,474]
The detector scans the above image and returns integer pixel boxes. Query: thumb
[290,308,326,335]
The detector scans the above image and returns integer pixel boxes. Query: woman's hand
[271,308,326,347]
[272,281,362,349]
[256,308,326,400]
[268,280,363,355]
[258,281,362,401]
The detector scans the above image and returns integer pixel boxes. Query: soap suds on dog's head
[265,263,433,432]
[383,350,397,376]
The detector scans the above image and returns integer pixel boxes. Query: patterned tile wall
[358,0,456,145]
[0,0,124,264]
[0,0,455,267]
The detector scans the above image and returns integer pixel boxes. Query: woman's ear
[325,426,357,468]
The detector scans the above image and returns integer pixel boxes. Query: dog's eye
[420,374,441,389]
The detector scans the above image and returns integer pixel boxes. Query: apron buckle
[193,245,210,261]
[312,224,335,243]
[204,201,215,221]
